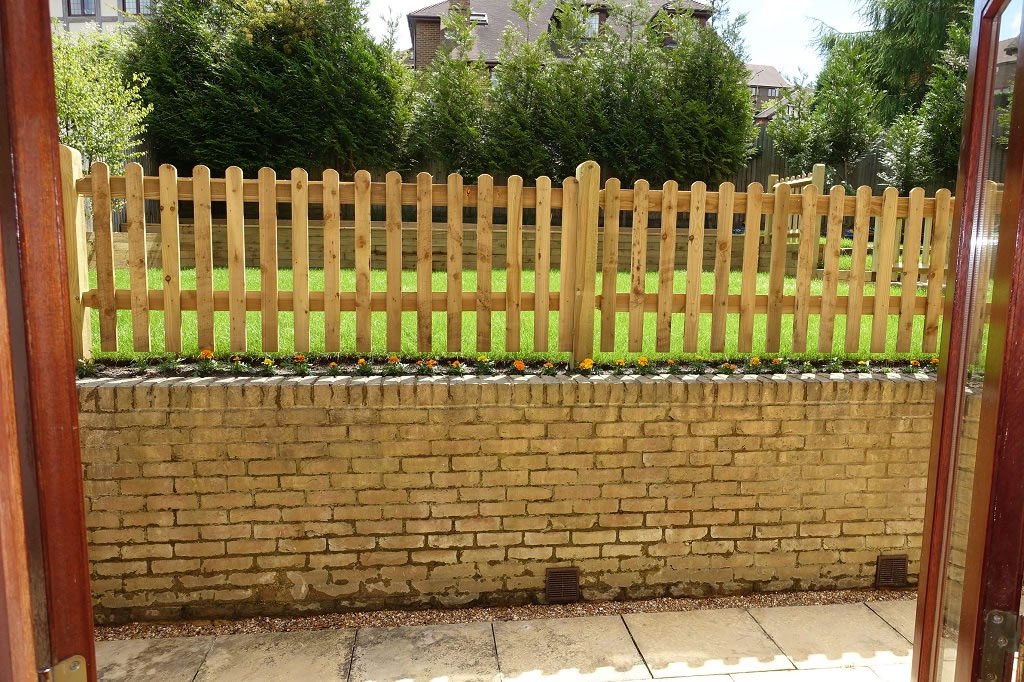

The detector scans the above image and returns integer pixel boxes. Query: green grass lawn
[88,264,938,363]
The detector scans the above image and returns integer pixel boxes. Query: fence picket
[476,174,494,352]
[323,170,341,352]
[258,167,279,352]
[385,171,402,353]
[817,185,845,353]
[792,186,819,353]
[765,183,790,353]
[870,187,899,353]
[558,177,578,352]
[60,146,91,359]
[291,168,310,353]
[446,173,464,352]
[159,164,182,353]
[628,180,649,353]
[600,178,621,352]
[738,183,762,353]
[225,167,246,352]
[710,182,733,353]
[684,181,707,353]
[534,176,552,352]
[354,169,372,353]
[656,180,678,353]
[506,175,524,352]
[193,165,214,352]
[571,161,600,365]
[845,187,873,353]
[924,189,952,353]
[416,172,432,352]
[91,161,117,352]
[897,187,925,352]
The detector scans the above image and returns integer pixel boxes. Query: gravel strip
[95,587,917,641]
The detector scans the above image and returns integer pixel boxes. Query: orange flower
[357,358,366,366]
[415,360,423,366]
[514,360,526,371]
[388,355,400,364]
[200,349,214,360]
[328,361,338,368]
[295,354,306,363]
[427,359,436,367]
[750,357,761,365]
[451,361,461,368]
[543,362,554,368]
[931,357,940,365]
[910,359,921,367]
[231,355,242,363]
[667,360,676,366]
[616,358,626,366]
[771,357,782,365]
[579,358,594,370]
[637,356,649,366]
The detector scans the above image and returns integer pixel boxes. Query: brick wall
[414,19,442,70]
[78,373,934,624]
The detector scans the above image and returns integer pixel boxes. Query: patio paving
[96,599,916,682]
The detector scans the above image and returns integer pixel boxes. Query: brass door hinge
[979,610,1020,682]
[38,655,87,682]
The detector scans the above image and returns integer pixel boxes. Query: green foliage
[52,28,151,171]
[919,24,969,185]
[765,83,818,174]
[125,0,411,175]
[879,112,930,192]
[407,8,489,176]
[812,42,883,185]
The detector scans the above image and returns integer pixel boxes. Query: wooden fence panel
[534,176,552,352]
[506,175,523,353]
[476,174,493,352]
[225,166,246,352]
[684,181,707,353]
[323,170,341,352]
[91,161,117,352]
[656,180,678,353]
[600,178,620,352]
[354,170,372,353]
[628,180,649,353]
[291,168,310,353]
[159,164,181,353]
[193,165,214,352]
[845,186,873,353]
[258,168,279,352]
[818,185,844,353]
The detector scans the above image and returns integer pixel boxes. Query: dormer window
[469,12,488,25]
[586,12,600,38]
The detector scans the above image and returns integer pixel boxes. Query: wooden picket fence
[61,146,955,364]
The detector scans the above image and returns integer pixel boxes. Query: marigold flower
[263,358,273,366]
[667,360,676,365]
[637,356,649,366]
[200,349,214,360]
[695,355,705,361]
[910,359,921,367]
[514,360,526,371]
[544,362,554,368]
[616,358,626,366]
[451,361,461,368]
[295,354,305,363]
[579,358,594,370]
[231,355,241,363]
[931,357,940,365]
[328,361,338,368]
[427,359,436,367]
[478,355,488,363]
[771,357,782,365]
[388,355,400,364]
[751,357,761,365]
[357,358,366,365]
[857,360,868,366]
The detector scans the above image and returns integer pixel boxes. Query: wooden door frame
[913,1,1024,680]
[0,0,97,680]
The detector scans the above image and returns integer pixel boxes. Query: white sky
[365,0,871,80]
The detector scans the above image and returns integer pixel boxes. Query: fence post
[571,161,600,368]
[59,145,91,360]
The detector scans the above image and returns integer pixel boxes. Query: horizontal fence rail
[61,147,961,363]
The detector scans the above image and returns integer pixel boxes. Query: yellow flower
[357,358,366,366]
[514,360,526,371]
[637,356,649,366]
[478,355,489,363]
[200,349,214,360]
[695,355,705,361]
[616,358,626,366]
[750,357,761,365]
[579,358,594,370]
[857,360,868,366]
[262,358,273,366]
[388,355,399,364]
[667,360,675,365]
[231,355,241,363]
[543,362,554,368]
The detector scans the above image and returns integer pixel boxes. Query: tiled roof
[747,64,791,89]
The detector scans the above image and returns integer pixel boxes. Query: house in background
[747,63,791,115]
[407,0,714,71]
[50,0,150,32]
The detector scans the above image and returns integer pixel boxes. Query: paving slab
[729,669,882,681]
[96,636,215,682]
[870,664,912,682]
[194,630,356,682]
[749,604,912,669]
[866,600,917,643]
[494,615,651,682]
[624,609,793,677]
[349,622,499,682]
